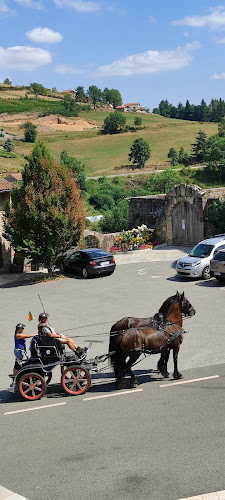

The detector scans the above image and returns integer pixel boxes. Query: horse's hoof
[131,380,138,388]
[162,372,169,378]
[173,372,182,380]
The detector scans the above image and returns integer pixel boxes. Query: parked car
[210,249,225,281]
[63,248,116,278]
[176,235,225,279]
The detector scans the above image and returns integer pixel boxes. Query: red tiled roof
[123,103,140,106]
[7,173,22,181]
[0,177,12,191]
[61,90,76,94]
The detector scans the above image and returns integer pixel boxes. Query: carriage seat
[30,334,65,363]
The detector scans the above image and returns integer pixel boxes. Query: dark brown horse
[109,292,196,389]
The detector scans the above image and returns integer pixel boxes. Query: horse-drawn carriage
[9,335,98,401]
[9,292,196,400]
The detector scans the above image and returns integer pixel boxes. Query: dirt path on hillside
[0,113,98,132]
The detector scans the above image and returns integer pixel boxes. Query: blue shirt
[15,335,26,350]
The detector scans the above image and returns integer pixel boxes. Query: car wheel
[82,267,89,278]
[202,266,210,280]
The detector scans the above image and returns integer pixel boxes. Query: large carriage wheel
[61,365,91,395]
[18,372,47,401]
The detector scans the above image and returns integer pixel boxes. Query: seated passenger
[13,323,36,375]
[38,313,87,357]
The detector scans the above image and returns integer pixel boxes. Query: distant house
[6,173,22,183]
[61,90,77,97]
[116,102,143,112]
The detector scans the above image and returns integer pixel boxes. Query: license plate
[101,261,109,267]
[214,272,221,276]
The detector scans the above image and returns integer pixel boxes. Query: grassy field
[0,108,219,176]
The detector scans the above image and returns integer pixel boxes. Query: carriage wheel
[19,372,47,401]
[61,365,91,395]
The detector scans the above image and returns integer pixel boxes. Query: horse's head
[176,291,196,318]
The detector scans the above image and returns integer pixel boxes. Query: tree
[3,142,85,274]
[134,116,142,128]
[60,150,86,190]
[178,147,190,166]
[128,138,151,168]
[147,170,181,194]
[75,86,85,103]
[63,94,78,114]
[4,138,14,152]
[52,87,57,93]
[3,78,12,86]
[87,85,102,109]
[204,137,225,166]
[191,130,208,163]
[30,82,47,98]
[103,111,126,134]
[209,199,225,233]
[167,147,178,166]
[99,200,129,232]
[218,117,225,137]
[107,89,122,109]
[21,121,37,143]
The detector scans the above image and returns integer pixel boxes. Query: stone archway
[166,184,207,245]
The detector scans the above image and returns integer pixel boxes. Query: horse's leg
[124,353,140,387]
[172,344,182,379]
[157,351,170,377]
[113,351,127,389]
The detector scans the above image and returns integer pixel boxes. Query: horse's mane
[158,294,177,318]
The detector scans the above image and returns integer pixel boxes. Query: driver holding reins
[38,312,87,357]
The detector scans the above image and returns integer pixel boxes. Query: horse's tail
[109,319,127,364]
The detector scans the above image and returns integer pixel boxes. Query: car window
[69,252,80,261]
[86,249,108,259]
[215,243,225,252]
[189,244,214,258]
[213,251,225,261]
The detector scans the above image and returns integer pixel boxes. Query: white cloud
[216,36,225,43]
[0,0,15,15]
[14,0,44,9]
[172,7,225,29]
[26,27,63,43]
[53,0,100,12]
[211,72,225,79]
[55,64,85,74]
[98,42,201,77]
[0,46,52,70]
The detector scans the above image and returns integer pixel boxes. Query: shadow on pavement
[0,369,163,404]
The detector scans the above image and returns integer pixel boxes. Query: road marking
[0,484,28,499]
[83,388,143,401]
[160,375,219,388]
[177,488,225,499]
[4,401,67,415]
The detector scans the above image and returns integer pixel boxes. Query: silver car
[210,249,225,281]
[176,236,225,279]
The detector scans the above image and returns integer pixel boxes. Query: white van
[176,235,225,279]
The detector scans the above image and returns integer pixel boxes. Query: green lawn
[0,109,219,176]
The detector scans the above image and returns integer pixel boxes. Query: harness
[127,322,184,356]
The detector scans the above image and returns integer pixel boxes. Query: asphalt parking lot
[1,251,225,500]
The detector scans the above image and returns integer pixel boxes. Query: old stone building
[128,184,225,245]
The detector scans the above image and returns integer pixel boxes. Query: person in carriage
[37,312,87,358]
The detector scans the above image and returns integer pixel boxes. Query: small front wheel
[202,266,210,280]
[19,372,47,401]
[82,267,89,278]
[61,365,91,395]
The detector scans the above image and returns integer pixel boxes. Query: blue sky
[1,0,225,109]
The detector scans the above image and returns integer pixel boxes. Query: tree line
[153,98,225,123]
